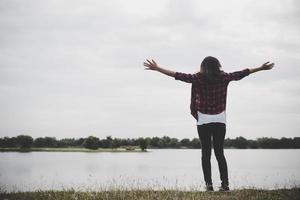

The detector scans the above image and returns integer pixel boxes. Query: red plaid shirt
[174,68,250,120]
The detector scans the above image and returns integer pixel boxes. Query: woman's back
[175,68,251,119]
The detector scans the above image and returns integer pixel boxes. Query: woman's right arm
[143,59,201,83]
[143,59,176,77]
[249,61,274,74]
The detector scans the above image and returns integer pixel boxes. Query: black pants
[197,122,228,186]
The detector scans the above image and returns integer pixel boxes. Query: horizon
[1,134,299,141]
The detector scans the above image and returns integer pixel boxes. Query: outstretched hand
[143,59,176,77]
[143,59,159,71]
[260,61,275,70]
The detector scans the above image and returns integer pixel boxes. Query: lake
[0,149,299,192]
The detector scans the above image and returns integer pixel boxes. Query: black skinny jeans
[197,122,228,186]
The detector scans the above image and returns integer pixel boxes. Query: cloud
[0,0,299,139]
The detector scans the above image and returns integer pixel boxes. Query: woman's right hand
[143,59,176,77]
[143,59,159,71]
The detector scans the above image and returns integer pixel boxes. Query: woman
[143,56,274,191]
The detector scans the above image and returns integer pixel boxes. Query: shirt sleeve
[174,72,202,83]
[225,68,250,82]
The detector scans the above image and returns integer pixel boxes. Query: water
[0,149,299,192]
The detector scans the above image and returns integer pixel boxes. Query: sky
[0,0,299,140]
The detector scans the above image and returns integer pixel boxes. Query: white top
[197,110,226,125]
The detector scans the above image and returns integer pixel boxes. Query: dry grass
[0,188,299,200]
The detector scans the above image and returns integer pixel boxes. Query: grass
[0,147,146,153]
[0,188,299,200]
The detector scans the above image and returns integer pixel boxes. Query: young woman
[143,56,274,191]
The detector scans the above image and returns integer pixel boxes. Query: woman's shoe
[205,183,214,191]
[218,184,230,191]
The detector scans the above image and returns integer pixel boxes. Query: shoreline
[0,147,147,153]
[0,147,299,152]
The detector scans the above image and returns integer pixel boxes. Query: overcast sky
[0,0,299,140]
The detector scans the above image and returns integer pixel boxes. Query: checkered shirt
[174,68,250,120]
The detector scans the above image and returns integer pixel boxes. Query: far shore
[1,147,299,153]
[0,147,148,153]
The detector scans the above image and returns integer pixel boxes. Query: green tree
[232,137,249,148]
[17,135,33,148]
[190,138,200,148]
[100,136,113,148]
[83,136,99,150]
[169,138,179,148]
[293,137,300,148]
[33,137,58,147]
[112,138,121,148]
[162,136,171,147]
[280,137,293,148]
[138,137,149,151]
[248,139,258,148]
[75,138,85,146]
[257,137,280,149]
[1,137,18,147]
[59,138,76,147]
[157,139,165,148]
[150,137,160,147]
[180,138,191,147]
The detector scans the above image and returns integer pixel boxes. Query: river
[0,149,299,192]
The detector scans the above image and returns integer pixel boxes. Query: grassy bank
[0,147,146,153]
[0,188,299,200]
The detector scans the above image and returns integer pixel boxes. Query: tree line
[0,135,300,150]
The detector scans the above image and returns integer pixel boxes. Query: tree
[150,137,160,147]
[58,138,76,147]
[75,138,85,146]
[33,137,58,147]
[248,139,258,149]
[293,137,300,148]
[162,136,171,147]
[231,137,249,149]
[190,138,200,148]
[138,137,149,151]
[34,137,45,147]
[0,137,18,147]
[112,138,121,148]
[280,137,293,149]
[257,137,280,149]
[83,136,99,150]
[180,138,191,147]
[101,136,113,148]
[17,135,33,148]
[169,138,179,148]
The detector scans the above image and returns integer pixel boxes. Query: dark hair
[200,56,223,84]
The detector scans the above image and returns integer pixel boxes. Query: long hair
[200,56,223,84]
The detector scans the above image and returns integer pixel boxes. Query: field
[0,188,299,200]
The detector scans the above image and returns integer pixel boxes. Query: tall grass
[1,187,299,200]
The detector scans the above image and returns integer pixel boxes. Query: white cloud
[0,0,299,139]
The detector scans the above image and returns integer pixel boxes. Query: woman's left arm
[249,61,274,74]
